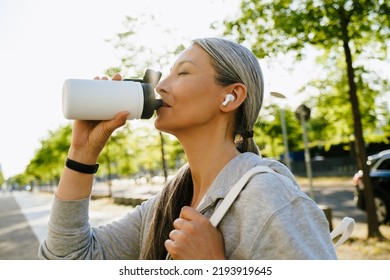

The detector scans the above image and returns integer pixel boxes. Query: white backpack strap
[330,217,355,248]
[166,165,276,260]
[209,166,276,227]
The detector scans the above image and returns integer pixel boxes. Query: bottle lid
[141,83,163,119]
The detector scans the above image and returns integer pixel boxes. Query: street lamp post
[270,92,291,171]
[295,104,314,200]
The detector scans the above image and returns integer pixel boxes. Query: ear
[220,83,247,112]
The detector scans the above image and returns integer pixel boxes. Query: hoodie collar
[196,152,298,213]
[196,152,259,212]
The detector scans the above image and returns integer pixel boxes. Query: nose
[155,76,168,97]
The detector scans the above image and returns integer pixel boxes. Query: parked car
[353,149,390,224]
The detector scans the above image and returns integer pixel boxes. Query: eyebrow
[170,59,196,71]
[177,60,196,66]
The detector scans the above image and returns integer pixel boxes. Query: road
[0,182,381,260]
[302,186,366,223]
[0,189,134,260]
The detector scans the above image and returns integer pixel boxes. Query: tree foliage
[104,15,186,78]
[25,124,72,184]
[0,168,4,187]
[224,0,389,58]
[220,0,390,158]
[102,14,187,181]
[300,56,390,147]
[256,104,302,158]
[223,0,390,238]
[13,121,183,187]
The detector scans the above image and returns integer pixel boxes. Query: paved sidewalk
[0,190,135,260]
[0,192,40,260]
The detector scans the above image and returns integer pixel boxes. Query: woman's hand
[57,74,130,200]
[165,206,226,260]
[68,73,129,164]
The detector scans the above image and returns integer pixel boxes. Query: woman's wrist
[57,166,95,200]
[65,158,99,174]
[67,146,99,165]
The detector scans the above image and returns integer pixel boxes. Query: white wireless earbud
[222,94,235,106]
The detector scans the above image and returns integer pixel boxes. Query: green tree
[105,14,186,180]
[0,168,4,187]
[105,15,185,78]
[300,54,390,146]
[25,124,72,186]
[223,0,390,238]
[98,123,133,196]
[294,64,390,164]
[256,104,302,159]
[19,121,169,193]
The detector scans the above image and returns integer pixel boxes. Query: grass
[337,237,390,259]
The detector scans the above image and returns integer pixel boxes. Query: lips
[156,100,171,114]
[162,100,171,107]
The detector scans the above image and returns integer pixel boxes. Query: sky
[0,0,350,179]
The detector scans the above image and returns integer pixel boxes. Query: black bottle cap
[143,69,162,87]
[141,83,163,119]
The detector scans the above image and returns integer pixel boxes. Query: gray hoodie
[38,152,337,259]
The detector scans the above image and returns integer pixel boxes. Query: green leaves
[15,121,182,186]
[224,0,390,150]
[225,0,389,57]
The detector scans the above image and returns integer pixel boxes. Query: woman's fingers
[102,111,130,134]
[93,73,122,81]
[165,206,226,260]
[112,73,122,81]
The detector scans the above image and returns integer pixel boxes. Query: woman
[39,38,337,260]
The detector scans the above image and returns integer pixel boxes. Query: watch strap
[65,157,99,174]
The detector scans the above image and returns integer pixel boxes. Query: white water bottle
[62,70,163,120]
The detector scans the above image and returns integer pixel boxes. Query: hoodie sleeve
[249,195,337,259]
[38,194,156,260]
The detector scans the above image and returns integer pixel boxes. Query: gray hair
[193,38,264,154]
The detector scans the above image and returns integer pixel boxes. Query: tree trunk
[339,7,384,239]
[105,142,113,198]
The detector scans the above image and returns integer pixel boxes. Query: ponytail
[235,131,259,155]
[140,165,193,259]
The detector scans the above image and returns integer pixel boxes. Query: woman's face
[154,44,226,136]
